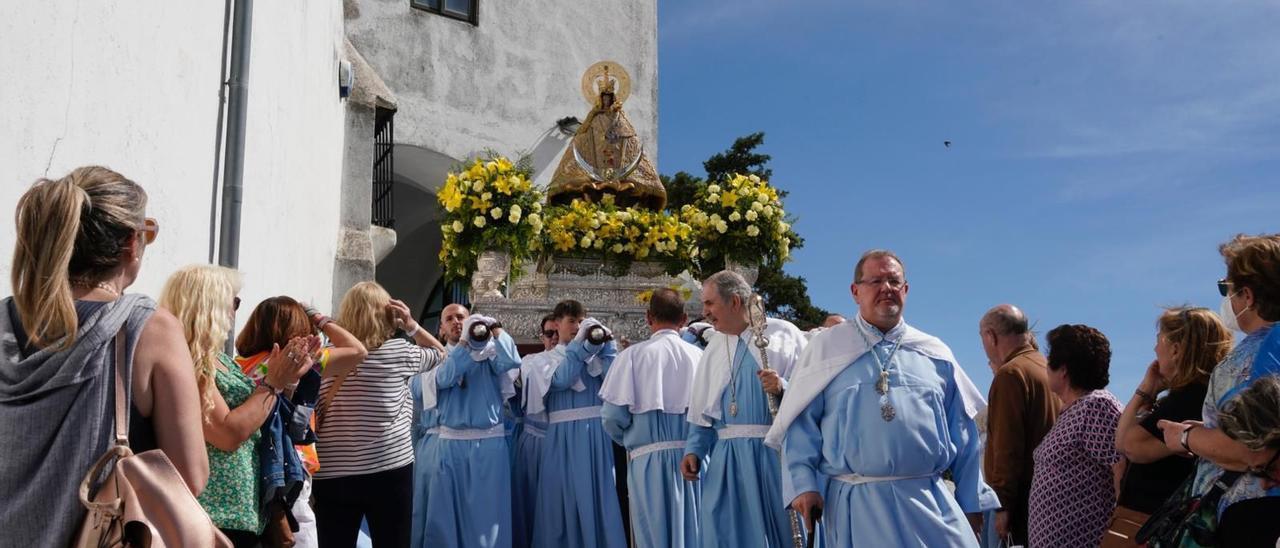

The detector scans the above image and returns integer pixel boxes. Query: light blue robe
[782,329,999,547]
[409,375,442,548]
[511,412,545,548]
[603,405,700,548]
[531,340,626,548]
[685,338,792,547]
[426,335,522,548]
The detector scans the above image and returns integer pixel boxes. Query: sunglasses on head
[140,217,159,244]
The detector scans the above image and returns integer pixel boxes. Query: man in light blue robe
[424,313,522,548]
[682,271,808,547]
[530,300,627,548]
[409,303,467,548]
[511,314,559,548]
[600,289,704,548]
[768,249,998,547]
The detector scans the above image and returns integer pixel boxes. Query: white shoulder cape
[763,317,986,449]
[686,318,808,427]
[598,329,703,414]
[522,345,565,416]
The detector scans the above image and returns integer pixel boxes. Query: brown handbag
[73,330,232,548]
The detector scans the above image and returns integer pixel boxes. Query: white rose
[729,211,741,222]
[746,225,760,237]
[611,243,624,253]
[490,207,503,219]
[473,216,486,228]
[452,220,464,233]
[580,236,592,248]
[472,180,484,192]
[707,184,721,194]
[746,210,758,221]
[716,221,729,234]
[481,192,492,201]
[751,201,764,212]
[763,205,775,217]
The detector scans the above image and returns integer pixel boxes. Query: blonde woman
[160,265,313,547]
[1106,307,1230,545]
[0,166,208,547]
[312,281,445,547]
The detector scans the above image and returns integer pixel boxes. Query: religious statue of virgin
[547,61,665,211]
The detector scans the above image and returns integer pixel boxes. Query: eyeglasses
[1247,449,1280,481]
[140,217,159,244]
[233,296,241,311]
[857,277,906,291]
[541,330,558,338]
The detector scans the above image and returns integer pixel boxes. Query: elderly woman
[0,167,208,547]
[1157,233,1280,546]
[1106,307,1231,544]
[1214,375,1280,546]
[1028,324,1124,548]
[160,265,315,547]
[311,281,445,547]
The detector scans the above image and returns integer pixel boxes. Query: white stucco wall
[0,0,349,324]
[347,0,660,180]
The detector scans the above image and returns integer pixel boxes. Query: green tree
[662,133,831,329]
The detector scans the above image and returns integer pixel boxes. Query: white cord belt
[422,427,441,437]
[547,406,602,424]
[628,440,686,461]
[522,423,546,438]
[438,424,506,441]
[832,472,935,486]
[717,424,771,439]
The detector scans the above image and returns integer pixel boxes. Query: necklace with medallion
[857,325,903,422]
[725,337,750,417]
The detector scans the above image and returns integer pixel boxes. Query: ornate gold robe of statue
[548,63,665,211]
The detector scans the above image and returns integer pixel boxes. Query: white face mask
[1219,294,1249,333]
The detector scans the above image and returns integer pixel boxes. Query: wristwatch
[1180,424,1198,455]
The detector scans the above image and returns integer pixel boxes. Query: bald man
[409,303,467,548]
[978,304,1061,545]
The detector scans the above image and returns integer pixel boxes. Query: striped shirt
[314,338,443,479]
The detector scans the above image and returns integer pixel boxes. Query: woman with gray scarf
[0,166,209,547]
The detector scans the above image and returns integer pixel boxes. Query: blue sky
[657,1,1280,399]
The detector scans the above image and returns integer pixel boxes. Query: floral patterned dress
[196,354,262,534]
[1028,389,1123,547]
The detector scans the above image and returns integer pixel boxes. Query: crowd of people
[1,165,1278,548]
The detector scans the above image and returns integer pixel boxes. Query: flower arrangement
[681,173,792,268]
[635,285,695,304]
[437,155,545,280]
[542,195,697,275]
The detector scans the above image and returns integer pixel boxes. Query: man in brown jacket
[980,304,1062,545]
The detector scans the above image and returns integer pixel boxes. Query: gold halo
[580,61,632,105]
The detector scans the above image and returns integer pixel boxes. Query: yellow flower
[720,191,739,208]
[473,216,486,228]
[612,243,624,253]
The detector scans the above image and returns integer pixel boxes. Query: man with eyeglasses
[767,249,997,547]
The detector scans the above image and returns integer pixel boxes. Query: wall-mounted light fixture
[555,116,581,136]
[338,59,354,99]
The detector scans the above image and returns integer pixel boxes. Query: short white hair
[704,270,752,306]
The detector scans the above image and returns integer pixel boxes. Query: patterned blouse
[1028,390,1122,548]
[197,354,262,534]
[1188,325,1278,516]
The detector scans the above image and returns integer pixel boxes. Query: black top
[1118,382,1208,513]
[6,299,157,452]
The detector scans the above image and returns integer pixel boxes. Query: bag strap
[113,328,130,446]
[318,367,355,432]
